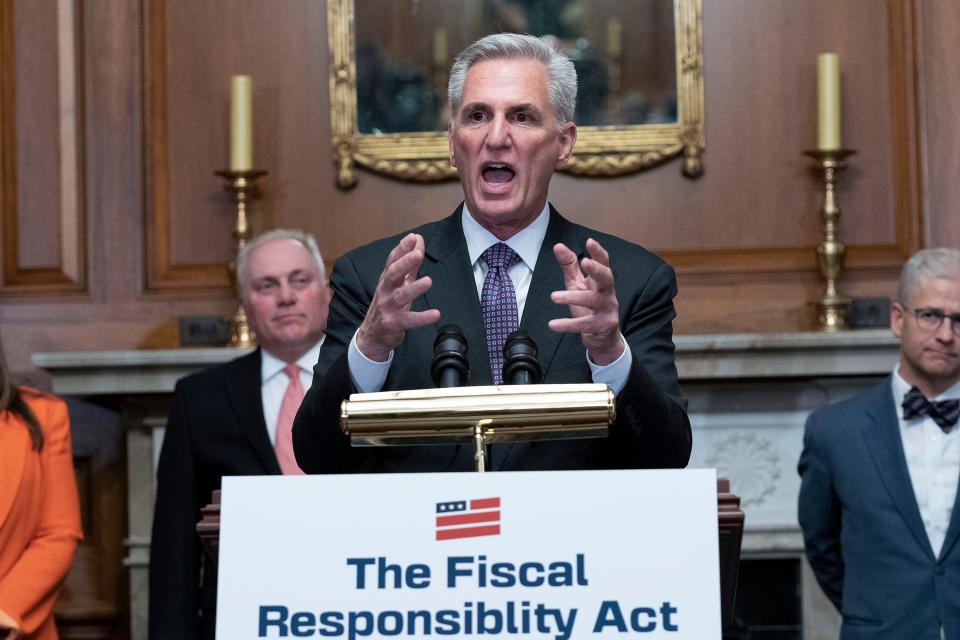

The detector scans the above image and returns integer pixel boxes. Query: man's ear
[448,121,457,167]
[555,121,577,168]
[891,302,905,338]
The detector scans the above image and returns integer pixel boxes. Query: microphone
[502,329,542,385]
[431,324,470,388]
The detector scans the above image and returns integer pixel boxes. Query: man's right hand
[356,233,441,361]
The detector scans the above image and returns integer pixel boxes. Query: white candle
[817,53,840,150]
[230,75,252,171]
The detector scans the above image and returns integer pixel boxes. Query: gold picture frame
[328,0,704,189]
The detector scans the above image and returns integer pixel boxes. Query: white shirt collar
[892,366,960,409]
[260,336,325,384]
[461,202,550,271]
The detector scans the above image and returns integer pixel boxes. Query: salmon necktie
[274,363,305,474]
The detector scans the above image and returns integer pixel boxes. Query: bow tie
[902,386,960,433]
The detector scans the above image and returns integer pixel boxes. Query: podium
[199,479,743,624]
[199,384,744,626]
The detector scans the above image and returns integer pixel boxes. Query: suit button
[935,566,946,576]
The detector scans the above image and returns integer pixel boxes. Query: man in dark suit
[293,33,690,474]
[149,229,330,640]
[799,248,960,639]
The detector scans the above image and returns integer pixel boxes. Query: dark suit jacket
[799,378,960,639]
[149,349,280,640]
[293,206,691,473]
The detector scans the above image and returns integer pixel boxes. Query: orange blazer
[0,391,82,640]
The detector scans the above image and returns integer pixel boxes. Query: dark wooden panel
[15,0,61,269]
[917,0,960,247]
[142,0,228,291]
[0,0,86,294]
[55,398,127,640]
[549,0,917,267]
[144,0,329,291]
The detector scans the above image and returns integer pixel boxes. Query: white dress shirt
[347,203,631,394]
[892,368,960,558]
[260,337,324,445]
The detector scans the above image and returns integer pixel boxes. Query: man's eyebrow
[459,101,488,113]
[918,306,960,316]
[459,102,543,116]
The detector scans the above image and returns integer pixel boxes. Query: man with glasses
[799,247,960,639]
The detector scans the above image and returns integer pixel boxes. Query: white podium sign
[217,469,720,639]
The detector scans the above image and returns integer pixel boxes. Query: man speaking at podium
[293,33,690,473]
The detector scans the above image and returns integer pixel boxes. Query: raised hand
[356,233,441,361]
[548,238,625,366]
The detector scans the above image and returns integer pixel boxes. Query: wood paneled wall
[917,0,960,247]
[0,0,85,294]
[3,0,954,377]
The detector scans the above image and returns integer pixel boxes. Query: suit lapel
[521,207,580,379]
[224,349,281,474]
[939,474,960,560]
[861,382,935,560]
[420,208,492,385]
[0,415,28,530]
[506,209,580,470]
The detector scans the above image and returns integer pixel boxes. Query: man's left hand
[549,238,625,366]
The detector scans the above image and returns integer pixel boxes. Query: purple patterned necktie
[480,242,521,384]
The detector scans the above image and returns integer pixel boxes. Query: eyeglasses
[905,307,960,336]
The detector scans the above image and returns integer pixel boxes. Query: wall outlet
[179,316,229,346]
[845,297,891,328]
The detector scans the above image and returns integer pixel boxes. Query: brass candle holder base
[215,169,268,347]
[803,149,855,332]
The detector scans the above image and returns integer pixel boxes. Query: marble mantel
[676,329,898,379]
[34,329,898,640]
[34,328,898,392]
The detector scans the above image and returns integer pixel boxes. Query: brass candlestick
[215,169,267,347]
[803,149,855,331]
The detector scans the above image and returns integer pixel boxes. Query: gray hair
[898,247,960,304]
[236,228,325,291]
[447,33,578,126]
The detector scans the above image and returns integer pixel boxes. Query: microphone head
[502,329,541,384]
[434,324,467,353]
[431,324,469,387]
[503,329,537,356]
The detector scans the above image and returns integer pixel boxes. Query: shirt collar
[461,202,550,271]
[892,366,960,406]
[260,336,325,384]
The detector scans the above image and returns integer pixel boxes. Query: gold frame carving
[327,0,704,189]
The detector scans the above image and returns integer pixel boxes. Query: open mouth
[482,162,516,184]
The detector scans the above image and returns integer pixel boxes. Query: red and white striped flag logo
[435,497,501,541]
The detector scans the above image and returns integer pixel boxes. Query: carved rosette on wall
[327,0,705,189]
[705,432,781,508]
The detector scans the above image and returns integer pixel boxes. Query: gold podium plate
[341,383,615,446]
